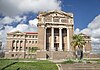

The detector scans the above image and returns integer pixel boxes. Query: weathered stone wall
[84,53,100,59]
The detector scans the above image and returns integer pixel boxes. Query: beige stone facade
[5,10,92,59]
[37,10,74,52]
[5,31,38,58]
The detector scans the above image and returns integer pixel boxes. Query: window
[16,47,18,51]
[54,37,57,42]
[53,17,59,22]
[32,41,34,44]
[29,35,31,38]
[13,35,16,37]
[17,35,19,37]
[11,54,14,57]
[29,41,31,43]
[16,54,18,56]
[26,35,28,37]
[32,35,34,38]
[35,41,37,44]
[35,35,37,38]
[13,47,15,49]
[26,47,28,49]
[44,16,52,22]
[20,41,23,43]
[61,18,68,23]
[20,47,22,51]
[21,35,23,37]
[17,40,19,43]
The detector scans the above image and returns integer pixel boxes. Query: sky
[0,0,100,53]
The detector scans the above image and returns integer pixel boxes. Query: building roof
[38,10,73,18]
[25,32,38,34]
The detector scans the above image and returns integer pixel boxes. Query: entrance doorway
[54,43,59,51]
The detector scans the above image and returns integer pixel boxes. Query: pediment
[8,31,25,35]
[40,10,73,18]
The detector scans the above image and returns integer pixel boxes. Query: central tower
[37,10,74,52]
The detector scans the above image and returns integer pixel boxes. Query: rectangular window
[13,35,16,37]
[35,35,37,38]
[21,35,23,37]
[44,16,52,22]
[11,54,14,57]
[32,41,34,44]
[61,18,68,23]
[35,41,37,44]
[53,17,59,22]
[29,35,31,38]
[13,47,15,49]
[32,35,34,38]
[29,41,31,43]
[16,47,18,51]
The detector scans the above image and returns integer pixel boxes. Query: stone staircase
[61,63,100,70]
[36,51,74,60]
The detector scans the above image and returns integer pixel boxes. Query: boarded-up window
[53,17,59,22]
[61,18,68,23]
[44,16,52,22]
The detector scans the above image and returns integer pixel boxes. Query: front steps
[36,51,74,60]
[61,63,100,70]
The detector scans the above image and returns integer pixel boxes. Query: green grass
[62,59,75,64]
[0,59,58,70]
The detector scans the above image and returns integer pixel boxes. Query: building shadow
[1,62,18,70]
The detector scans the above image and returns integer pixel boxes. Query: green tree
[71,34,86,59]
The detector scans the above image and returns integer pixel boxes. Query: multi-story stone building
[5,31,38,58]
[5,10,91,59]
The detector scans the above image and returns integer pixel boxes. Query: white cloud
[88,15,100,29]
[80,28,92,36]
[74,28,80,34]
[9,18,38,32]
[76,15,100,53]
[0,25,14,49]
[0,16,27,25]
[10,24,28,32]
[0,0,61,16]
[29,18,38,27]
[0,16,14,24]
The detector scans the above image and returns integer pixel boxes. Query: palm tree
[71,34,86,59]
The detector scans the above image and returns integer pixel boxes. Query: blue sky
[61,0,100,29]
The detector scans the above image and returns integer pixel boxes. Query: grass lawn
[0,59,58,70]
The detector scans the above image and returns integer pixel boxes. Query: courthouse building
[5,10,91,59]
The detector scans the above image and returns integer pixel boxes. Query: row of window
[13,35,38,38]
[12,46,38,51]
[12,46,22,51]
[45,17,69,23]
[26,35,37,38]
[26,40,38,44]
[13,35,23,37]
[11,54,22,57]
[12,40,38,44]
[11,53,34,57]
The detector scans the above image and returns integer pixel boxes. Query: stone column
[67,28,70,51]
[44,27,46,51]
[15,40,17,51]
[59,28,62,51]
[19,40,21,51]
[51,27,54,51]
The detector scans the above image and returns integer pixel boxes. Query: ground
[0,59,58,70]
[1,59,100,70]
